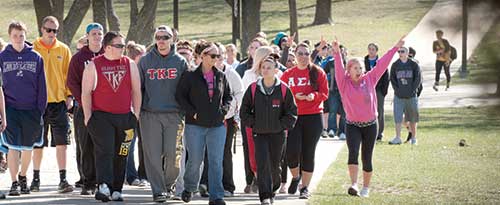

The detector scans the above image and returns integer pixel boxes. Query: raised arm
[332,38,347,93]
[367,36,405,84]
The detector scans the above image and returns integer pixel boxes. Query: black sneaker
[153,193,168,203]
[80,185,95,195]
[95,183,111,202]
[19,176,30,194]
[181,190,192,203]
[288,176,301,194]
[74,180,83,188]
[209,199,226,205]
[9,181,20,196]
[30,179,40,192]
[58,180,74,193]
[299,187,310,199]
[199,184,209,197]
[348,186,359,196]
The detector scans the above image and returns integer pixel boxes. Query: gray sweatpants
[140,111,184,195]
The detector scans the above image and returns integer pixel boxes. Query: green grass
[0,0,435,53]
[311,106,500,204]
[452,17,500,85]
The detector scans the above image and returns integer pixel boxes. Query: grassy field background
[311,106,500,204]
[0,0,435,55]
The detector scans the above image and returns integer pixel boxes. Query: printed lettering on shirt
[147,68,178,80]
[2,61,37,73]
[396,70,413,85]
[102,65,127,92]
[287,77,310,87]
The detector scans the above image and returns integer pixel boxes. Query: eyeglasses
[155,35,171,41]
[178,52,190,56]
[398,50,406,54]
[110,44,125,49]
[297,51,310,56]
[43,27,58,34]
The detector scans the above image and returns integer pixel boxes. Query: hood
[4,42,34,54]
[256,76,281,95]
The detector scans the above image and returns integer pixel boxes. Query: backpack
[250,81,287,105]
[450,46,457,60]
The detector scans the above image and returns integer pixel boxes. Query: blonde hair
[250,46,274,75]
[346,57,365,73]
[126,41,146,60]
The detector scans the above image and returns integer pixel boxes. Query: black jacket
[175,65,232,127]
[390,58,422,98]
[364,55,390,96]
[240,78,297,134]
[235,58,253,78]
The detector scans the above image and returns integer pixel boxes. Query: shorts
[393,96,419,123]
[36,101,70,148]
[0,106,44,151]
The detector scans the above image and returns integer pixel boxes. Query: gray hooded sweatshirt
[139,44,189,112]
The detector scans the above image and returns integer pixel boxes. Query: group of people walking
[0,15,454,205]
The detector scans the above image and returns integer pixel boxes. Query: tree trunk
[126,0,158,46]
[312,0,332,25]
[241,0,261,58]
[93,0,107,33]
[289,0,299,43]
[106,0,121,32]
[62,0,91,45]
[173,0,179,30]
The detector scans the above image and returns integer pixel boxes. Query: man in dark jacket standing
[364,43,389,141]
[389,47,421,145]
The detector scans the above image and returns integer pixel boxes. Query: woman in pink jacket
[333,36,404,198]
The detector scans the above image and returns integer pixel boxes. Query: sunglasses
[178,52,190,56]
[398,50,406,53]
[43,27,58,33]
[206,53,221,59]
[155,35,171,41]
[297,51,310,56]
[110,44,125,49]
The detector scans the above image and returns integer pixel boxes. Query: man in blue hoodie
[138,25,189,202]
[0,21,47,197]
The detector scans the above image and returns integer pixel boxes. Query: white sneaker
[347,185,359,196]
[279,183,287,194]
[321,130,328,138]
[224,190,234,197]
[95,183,111,202]
[130,179,141,186]
[360,187,369,197]
[389,137,402,145]
[111,191,123,201]
[328,130,335,138]
[261,198,271,205]
[339,133,346,140]
[139,179,149,186]
[410,138,418,145]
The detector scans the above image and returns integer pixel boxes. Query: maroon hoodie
[66,45,104,105]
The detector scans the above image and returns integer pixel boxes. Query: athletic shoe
[339,133,346,140]
[19,176,30,194]
[95,183,111,202]
[288,176,301,194]
[0,191,5,199]
[405,132,412,143]
[29,179,40,192]
[171,192,182,201]
[299,186,311,199]
[410,138,418,145]
[138,179,148,187]
[80,186,95,195]
[9,181,20,196]
[199,183,209,197]
[130,179,141,186]
[388,137,402,145]
[321,130,328,138]
[360,187,370,197]
[251,181,259,193]
[153,193,168,203]
[347,185,359,196]
[181,190,192,203]
[74,180,83,188]
[111,191,124,201]
[224,190,234,197]
[209,199,227,205]
[261,198,271,205]
[328,130,335,138]
[244,185,252,193]
[433,84,439,91]
[58,180,74,193]
[279,184,287,194]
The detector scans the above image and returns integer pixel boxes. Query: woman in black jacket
[240,55,297,205]
[175,41,232,205]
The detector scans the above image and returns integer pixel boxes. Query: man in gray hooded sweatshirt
[138,25,189,202]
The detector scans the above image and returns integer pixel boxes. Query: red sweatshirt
[281,65,329,115]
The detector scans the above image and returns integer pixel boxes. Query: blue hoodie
[0,43,47,114]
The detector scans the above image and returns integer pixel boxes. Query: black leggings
[346,123,378,172]
[435,60,450,84]
[287,114,323,172]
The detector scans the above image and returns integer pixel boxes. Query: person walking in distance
[81,31,142,202]
[66,23,105,195]
[333,36,405,197]
[0,21,47,197]
[31,16,74,193]
[432,30,452,91]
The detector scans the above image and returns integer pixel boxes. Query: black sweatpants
[241,121,256,185]
[87,111,137,192]
[136,126,147,180]
[254,132,285,201]
[346,122,378,172]
[287,114,323,172]
[435,60,451,85]
[74,106,96,189]
[280,138,288,183]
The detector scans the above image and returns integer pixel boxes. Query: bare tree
[289,0,299,42]
[106,0,121,32]
[312,0,332,25]
[34,0,91,45]
[92,0,107,32]
[126,0,159,46]
[241,0,261,58]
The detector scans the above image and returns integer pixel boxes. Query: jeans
[327,92,346,135]
[183,124,226,201]
[125,133,138,184]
